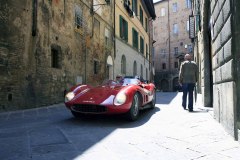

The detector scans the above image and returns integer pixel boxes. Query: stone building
[153,0,193,91]
[0,0,114,111]
[191,0,240,141]
[114,0,156,80]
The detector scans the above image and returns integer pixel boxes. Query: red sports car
[64,77,156,121]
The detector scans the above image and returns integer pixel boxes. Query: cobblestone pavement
[0,92,240,160]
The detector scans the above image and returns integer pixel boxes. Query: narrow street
[1,92,240,160]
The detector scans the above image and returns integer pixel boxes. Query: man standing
[179,54,198,112]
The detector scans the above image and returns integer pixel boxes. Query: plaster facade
[114,0,155,80]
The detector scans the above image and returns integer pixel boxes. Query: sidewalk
[0,92,240,160]
[150,92,240,160]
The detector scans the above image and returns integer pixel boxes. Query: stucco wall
[115,38,150,80]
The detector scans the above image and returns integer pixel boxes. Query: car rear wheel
[150,90,156,108]
[126,93,140,121]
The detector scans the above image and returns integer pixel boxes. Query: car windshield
[122,78,140,86]
[101,79,118,86]
[101,78,140,86]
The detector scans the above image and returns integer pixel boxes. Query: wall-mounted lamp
[152,40,156,45]
[91,0,111,14]
[189,15,195,40]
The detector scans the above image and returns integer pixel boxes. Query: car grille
[72,104,107,113]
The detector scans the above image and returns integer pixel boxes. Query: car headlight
[65,92,75,102]
[114,92,127,105]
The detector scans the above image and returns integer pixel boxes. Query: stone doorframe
[232,0,240,141]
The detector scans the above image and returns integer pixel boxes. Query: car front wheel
[126,93,140,121]
[71,111,83,118]
[150,90,156,108]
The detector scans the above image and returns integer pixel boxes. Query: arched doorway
[121,55,126,75]
[133,61,137,76]
[107,55,113,80]
[172,77,179,91]
[161,79,169,92]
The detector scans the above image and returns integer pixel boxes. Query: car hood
[73,85,124,104]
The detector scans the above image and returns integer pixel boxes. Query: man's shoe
[182,106,187,110]
[188,109,193,112]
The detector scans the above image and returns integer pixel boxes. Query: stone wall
[0,0,114,111]
[210,0,236,138]
[232,0,240,140]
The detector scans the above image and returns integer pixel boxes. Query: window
[51,45,62,69]
[132,0,138,16]
[105,28,111,48]
[174,47,178,55]
[51,49,59,68]
[186,0,192,8]
[162,63,166,70]
[94,60,99,74]
[187,44,193,53]
[133,61,137,75]
[174,62,178,68]
[152,47,155,59]
[173,23,178,35]
[154,26,157,35]
[161,49,166,58]
[146,68,148,80]
[140,36,144,54]
[172,3,178,12]
[140,6,143,25]
[121,55,126,74]
[119,15,128,41]
[186,20,189,31]
[146,44,149,60]
[145,17,148,32]
[94,18,100,39]
[161,8,166,16]
[75,6,83,29]
[132,28,139,50]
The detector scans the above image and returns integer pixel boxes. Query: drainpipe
[167,0,171,90]
[91,0,94,38]
[113,0,116,78]
[32,0,38,36]
[168,0,171,71]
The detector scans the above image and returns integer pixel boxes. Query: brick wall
[153,0,192,91]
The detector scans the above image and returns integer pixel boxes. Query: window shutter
[119,15,123,38]
[125,20,128,41]
[132,28,134,47]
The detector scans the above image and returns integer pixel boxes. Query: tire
[71,111,83,118]
[150,90,156,109]
[126,93,140,121]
